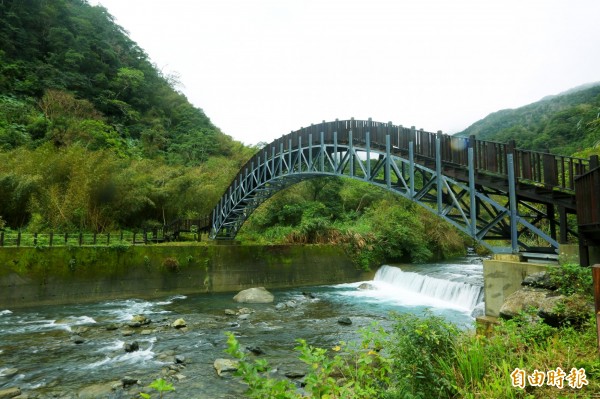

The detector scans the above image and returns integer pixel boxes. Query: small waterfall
[374,265,483,311]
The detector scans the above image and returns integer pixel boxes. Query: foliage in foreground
[226,308,600,398]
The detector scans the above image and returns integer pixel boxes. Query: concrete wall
[483,254,551,317]
[0,244,369,308]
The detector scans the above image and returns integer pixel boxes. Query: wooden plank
[521,151,532,180]
[543,153,558,187]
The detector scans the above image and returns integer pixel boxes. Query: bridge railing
[219,119,594,208]
[576,165,600,227]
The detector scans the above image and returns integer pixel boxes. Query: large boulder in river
[233,287,274,303]
[499,287,551,319]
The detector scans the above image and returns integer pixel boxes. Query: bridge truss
[210,119,595,255]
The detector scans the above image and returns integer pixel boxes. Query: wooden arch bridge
[207,119,600,265]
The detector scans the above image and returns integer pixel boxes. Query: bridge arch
[210,119,593,254]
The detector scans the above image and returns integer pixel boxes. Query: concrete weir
[0,244,369,308]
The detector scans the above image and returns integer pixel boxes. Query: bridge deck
[209,119,599,262]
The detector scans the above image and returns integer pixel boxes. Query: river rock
[238,313,250,321]
[538,293,593,327]
[70,335,85,344]
[214,358,239,376]
[275,300,297,310]
[0,388,21,399]
[357,283,376,290]
[285,370,306,379]
[122,328,135,336]
[175,355,186,364]
[499,287,552,319]
[302,291,317,299]
[78,381,120,399]
[121,376,139,387]
[522,272,557,290]
[130,315,151,327]
[470,302,485,318]
[246,345,265,355]
[338,317,352,325]
[0,369,18,378]
[238,307,254,314]
[105,323,120,331]
[233,287,274,303]
[124,341,139,353]
[224,309,237,316]
[172,318,187,329]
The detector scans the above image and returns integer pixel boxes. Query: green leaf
[148,378,175,392]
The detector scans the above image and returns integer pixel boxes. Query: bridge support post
[385,135,391,189]
[288,138,293,175]
[409,141,415,199]
[468,145,477,237]
[349,130,354,178]
[320,131,325,172]
[366,131,371,180]
[436,136,443,214]
[334,131,338,172]
[308,133,313,171]
[297,136,302,172]
[507,153,519,253]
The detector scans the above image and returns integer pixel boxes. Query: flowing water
[0,257,483,398]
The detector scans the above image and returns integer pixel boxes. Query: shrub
[162,257,180,272]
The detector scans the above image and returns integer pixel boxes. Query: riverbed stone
[0,368,19,378]
[233,287,274,303]
[175,355,186,364]
[78,381,120,399]
[357,283,376,290]
[337,317,352,325]
[172,318,187,329]
[121,328,135,336]
[121,376,139,387]
[246,345,265,355]
[128,315,151,328]
[224,309,237,316]
[70,335,85,344]
[0,388,21,399]
[214,358,240,376]
[285,370,306,379]
[124,341,139,353]
[238,313,250,320]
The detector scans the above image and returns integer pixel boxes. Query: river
[0,257,483,398]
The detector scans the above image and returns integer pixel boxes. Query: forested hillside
[0,0,254,231]
[0,0,473,266]
[457,83,600,157]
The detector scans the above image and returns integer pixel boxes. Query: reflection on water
[0,257,482,397]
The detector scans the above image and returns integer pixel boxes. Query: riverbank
[0,244,371,308]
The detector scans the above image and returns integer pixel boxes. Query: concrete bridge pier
[477,243,600,334]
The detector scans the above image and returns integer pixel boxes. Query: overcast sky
[90,0,600,146]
